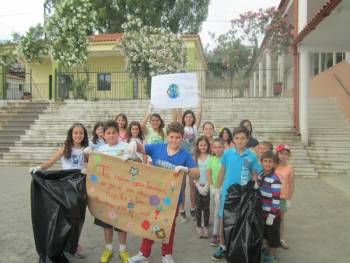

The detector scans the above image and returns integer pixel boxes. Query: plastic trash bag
[223,181,264,263]
[30,169,87,263]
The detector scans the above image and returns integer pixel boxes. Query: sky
[0,0,280,49]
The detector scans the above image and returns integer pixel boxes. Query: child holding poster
[128,122,200,263]
[93,120,141,263]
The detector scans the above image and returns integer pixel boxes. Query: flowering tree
[231,7,293,59]
[118,16,187,79]
[18,0,96,69]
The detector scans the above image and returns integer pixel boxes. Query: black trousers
[195,186,210,227]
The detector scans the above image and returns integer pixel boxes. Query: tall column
[258,61,264,97]
[318,53,322,74]
[249,78,253,97]
[266,51,272,97]
[299,50,310,146]
[253,71,257,97]
[298,0,309,145]
[333,52,337,66]
[346,53,350,63]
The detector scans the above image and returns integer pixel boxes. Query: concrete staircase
[307,97,350,176]
[0,101,52,159]
[0,98,318,177]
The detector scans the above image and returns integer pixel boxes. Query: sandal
[280,239,289,249]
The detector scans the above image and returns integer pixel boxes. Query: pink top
[118,130,128,143]
[275,164,294,200]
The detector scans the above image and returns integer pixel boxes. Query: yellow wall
[26,59,52,99]
[27,38,206,100]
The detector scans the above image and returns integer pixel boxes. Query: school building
[0,34,206,101]
[248,0,350,145]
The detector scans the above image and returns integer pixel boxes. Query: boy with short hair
[257,151,282,263]
[212,126,260,261]
[128,122,200,263]
[93,120,140,263]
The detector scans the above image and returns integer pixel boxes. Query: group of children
[29,103,294,263]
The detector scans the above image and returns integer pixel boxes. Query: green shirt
[207,155,222,188]
[145,128,165,144]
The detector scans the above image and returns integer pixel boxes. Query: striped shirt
[257,170,281,220]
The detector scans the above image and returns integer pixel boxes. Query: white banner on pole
[150,73,199,109]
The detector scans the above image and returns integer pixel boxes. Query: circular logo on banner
[167,84,179,99]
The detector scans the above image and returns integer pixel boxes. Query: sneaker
[263,255,279,263]
[74,244,86,258]
[211,246,226,261]
[202,227,209,239]
[280,239,289,249]
[119,250,130,263]
[196,227,203,238]
[210,235,219,246]
[179,210,187,223]
[100,248,113,263]
[189,208,196,220]
[261,247,268,261]
[128,252,150,263]
[161,254,175,263]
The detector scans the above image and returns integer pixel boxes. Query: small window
[98,73,111,91]
[19,84,23,91]
[336,53,345,64]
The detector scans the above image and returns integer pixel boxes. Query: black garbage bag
[31,169,87,263]
[223,181,264,263]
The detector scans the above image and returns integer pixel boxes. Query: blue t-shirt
[221,148,260,197]
[145,143,196,203]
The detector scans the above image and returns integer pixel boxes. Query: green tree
[45,0,210,34]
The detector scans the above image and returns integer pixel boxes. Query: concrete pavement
[0,167,350,263]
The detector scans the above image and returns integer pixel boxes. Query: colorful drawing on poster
[152,225,166,239]
[90,175,98,183]
[108,211,117,220]
[163,197,171,206]
[95,155,102,165]
[128,202,135,216]
[149,195,160,206]
[129,167,139,181]
[141,220,150,231]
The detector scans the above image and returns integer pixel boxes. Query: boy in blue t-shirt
[128,122,199,263]
[212,126,260,261]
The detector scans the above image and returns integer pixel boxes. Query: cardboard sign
[151,73,199,109]
[86,152,184,243]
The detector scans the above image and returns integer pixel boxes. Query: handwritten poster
[151,73,199,109]
[86,152,184,243]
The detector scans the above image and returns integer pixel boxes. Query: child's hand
[174,166,188,174]
[119,154,131,162]
[215,191,221,203]
[80,168,87,175]
[29,166,42,174]
[83,147,92,155]
[210,186,217,195]
[148,104,154,114]
[266,214,275,226]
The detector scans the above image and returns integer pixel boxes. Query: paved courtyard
[1,167,350,263]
